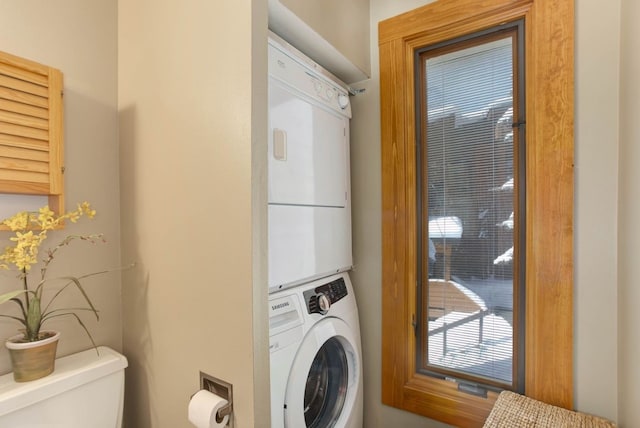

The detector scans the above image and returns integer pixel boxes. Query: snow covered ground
[427,276,515,383]
[457,276,514,311]
[428,311,513,383]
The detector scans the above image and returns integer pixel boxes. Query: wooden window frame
[379,0,574,426]
[0,50,65,222]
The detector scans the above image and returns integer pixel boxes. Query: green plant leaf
[0,314,28,326]
[26,297,42,340]
[9,297,27,320]
[0,290,27,305]
[38,275,101,321]
[44,312,99,354]
[42,307,100,321]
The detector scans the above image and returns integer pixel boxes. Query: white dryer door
[284,318,361,428]
[268,78,349,208]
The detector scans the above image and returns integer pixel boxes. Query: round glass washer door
[284,317,361,428]
[304,337,347,427]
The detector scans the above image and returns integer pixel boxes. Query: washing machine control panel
[304,277,349,315]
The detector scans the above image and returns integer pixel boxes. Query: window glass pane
[420,32,520,387]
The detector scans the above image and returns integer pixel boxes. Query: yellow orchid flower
[0,202,108,344]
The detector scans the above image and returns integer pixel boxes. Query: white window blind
[422,34,519,387]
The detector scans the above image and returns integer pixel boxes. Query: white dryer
[269,273,363,428]
[268,33,353,293]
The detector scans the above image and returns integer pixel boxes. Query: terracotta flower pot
[5,331,60,382]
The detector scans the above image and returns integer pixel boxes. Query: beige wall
[574,0,621,422]
[0,1,122,372]
[118,0,269,427]
[618,0,640,425]
[349,0,622,426]
[278,0,371,77]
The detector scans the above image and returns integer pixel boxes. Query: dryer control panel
[304,277,348,315]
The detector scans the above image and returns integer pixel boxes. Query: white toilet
[0,346,128,427]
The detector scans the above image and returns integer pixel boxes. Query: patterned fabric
[483,391,616,428]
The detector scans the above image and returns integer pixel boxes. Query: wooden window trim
[0,50,65,222]
[379,0,574,426]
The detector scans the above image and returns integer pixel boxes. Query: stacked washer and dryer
[267,32,363,428]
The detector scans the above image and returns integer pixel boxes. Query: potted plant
[0,202,108,382]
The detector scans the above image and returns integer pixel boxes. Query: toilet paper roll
[188,389,229,428]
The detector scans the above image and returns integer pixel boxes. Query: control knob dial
[317,293,331,314]
[337,94,349,109]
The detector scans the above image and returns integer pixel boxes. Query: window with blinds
[0,50,64,218]
[417,24,525,391]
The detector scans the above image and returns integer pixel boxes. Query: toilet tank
[0,346,128,428]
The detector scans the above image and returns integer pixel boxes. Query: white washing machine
[269,273,363,428]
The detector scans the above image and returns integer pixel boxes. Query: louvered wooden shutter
[0,50,64,214]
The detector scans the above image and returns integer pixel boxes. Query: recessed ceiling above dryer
[267,0,370,84]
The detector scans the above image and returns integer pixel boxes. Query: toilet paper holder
[216,402,232,421]
[199,372,233,427]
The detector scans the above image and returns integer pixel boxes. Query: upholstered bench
[484,391,616,427]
